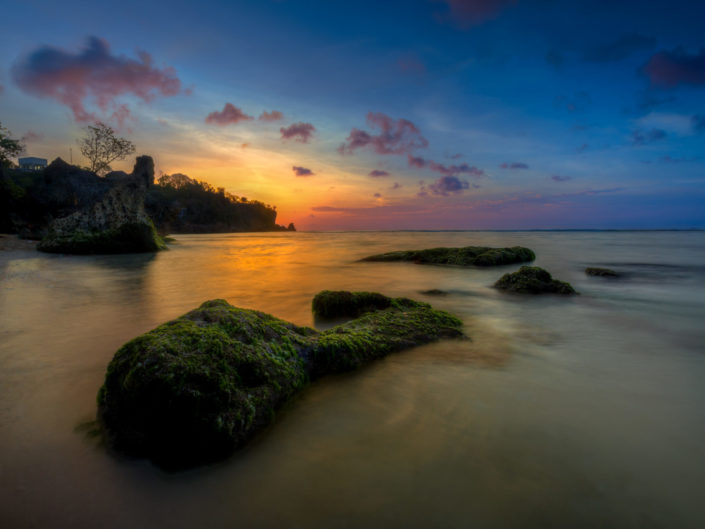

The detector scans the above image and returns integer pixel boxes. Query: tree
[79,122,135,175]
[0,121,24,168]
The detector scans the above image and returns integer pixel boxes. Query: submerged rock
[585,267,619,278]
[361,246,535,267]
[419,289,449,296]
[38,156,165,254]
[494,266,577,295]
[98,292,464,468]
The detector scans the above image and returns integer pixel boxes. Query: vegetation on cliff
[361,246,535,267]
[98,292,464,468]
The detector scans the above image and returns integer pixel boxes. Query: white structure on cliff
[18,156,48,171]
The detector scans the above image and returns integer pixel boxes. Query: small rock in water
[585,267,619,278]
[494,266,577,295]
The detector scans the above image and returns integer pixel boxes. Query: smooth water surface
[1,231,704,528]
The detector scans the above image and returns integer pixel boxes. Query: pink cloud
[205,103,253,125]
[292,165,314,177]
[436,0,518,27]
[259,110,284,121]
[12,36,183,123]
[429,175,471,195]
[643,47,705,88]
[281,122,315,143]
[369,169,390,177]
[339,112,428,155]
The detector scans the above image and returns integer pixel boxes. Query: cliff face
[38,156,165,254]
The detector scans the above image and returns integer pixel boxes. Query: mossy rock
[585,267,619,278]
[494,266,577,295]
[98,292,464,468]
[38,220,166,254]
[361,245,535,267]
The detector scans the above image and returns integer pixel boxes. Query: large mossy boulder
[494,266,577,295]
[98,292,464,468]
[361,245,535,267]
[38,156,165,254]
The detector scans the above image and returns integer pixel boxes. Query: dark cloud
[205,103,253,125]
[258,110,284,121]
[12,36,183,123]
[391,182,402,190]
[629,91,677,115]
[554,92,591,113]
[660,155,697,163]
[292,165,314,177]
[499,162,529,169]
[642,47,705,88]
[408,154,485,177]
[368,169,390,177]
[583,33,656,63]
[545,49,565,71]
[632,128,667,145]
[692,114,705,132]
[576,143,588,153]
[436,0,518,27]
[0,84,4,95]
[339,113,428,155]
[551,175,571,182]
[446,152,464,159]
[429,175,470,196]
[374,193,382,198]
[281,122,315,143]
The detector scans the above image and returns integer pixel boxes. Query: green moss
[361,245,535,267]
[38,220,166,254]
[585,267,619,278]
[494,266,577,295]
[98,292,464,469]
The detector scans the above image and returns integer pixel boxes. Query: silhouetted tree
[79,122,135,175]
[0,121,24,168]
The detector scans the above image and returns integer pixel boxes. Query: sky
[1,0,704,230]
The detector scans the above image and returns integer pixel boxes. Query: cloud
[545,49,565,71]
[205,103,253,125]
[583,33,656,63]
[642,47,705,88]
[551,175,571,182]
[576,143,588,153]
[632,128,667,145]
[429,175,471,196]
[369,169,390,177]
[391,182,402,189]
[292,165,314,177]
[21,131,42,143]
[398,54,426,75]
[692,114,705,132]
[12,36,183,123]
[554,92,591,113]
[374,193,382,198]
[339,112,428,155]
[241,143,249,149]
[259,110,284,121]
[436,0,518,27]
[499,162,529,169]
[408,154,485,177]
[0,84,4,95]
[281,122,315,143]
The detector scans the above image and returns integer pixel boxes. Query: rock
[286,222,296,231]
[494,266,577,294]
[420,289,449,296]
[38,156,165,254]
[585,267,619,278]
[361,246,535,267]
[312,290,393,318]
[98,292,464,468]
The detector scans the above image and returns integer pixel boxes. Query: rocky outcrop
[494,266,577,294]
[361,246,535,267]
[97,292,464,468]
[585,267,619,277]
[38,156,165,254]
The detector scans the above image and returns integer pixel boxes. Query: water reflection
[1,231,705,528]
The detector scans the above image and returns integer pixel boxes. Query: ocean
[1,231,704,528]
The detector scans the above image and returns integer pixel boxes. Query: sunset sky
[1,0,704,230]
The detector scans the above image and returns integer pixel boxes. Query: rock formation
[361,246,535,267]
[97,292,464,468]
[494,266,577,294]
[38,156,165,254]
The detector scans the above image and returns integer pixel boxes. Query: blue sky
[1,0,704,229]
